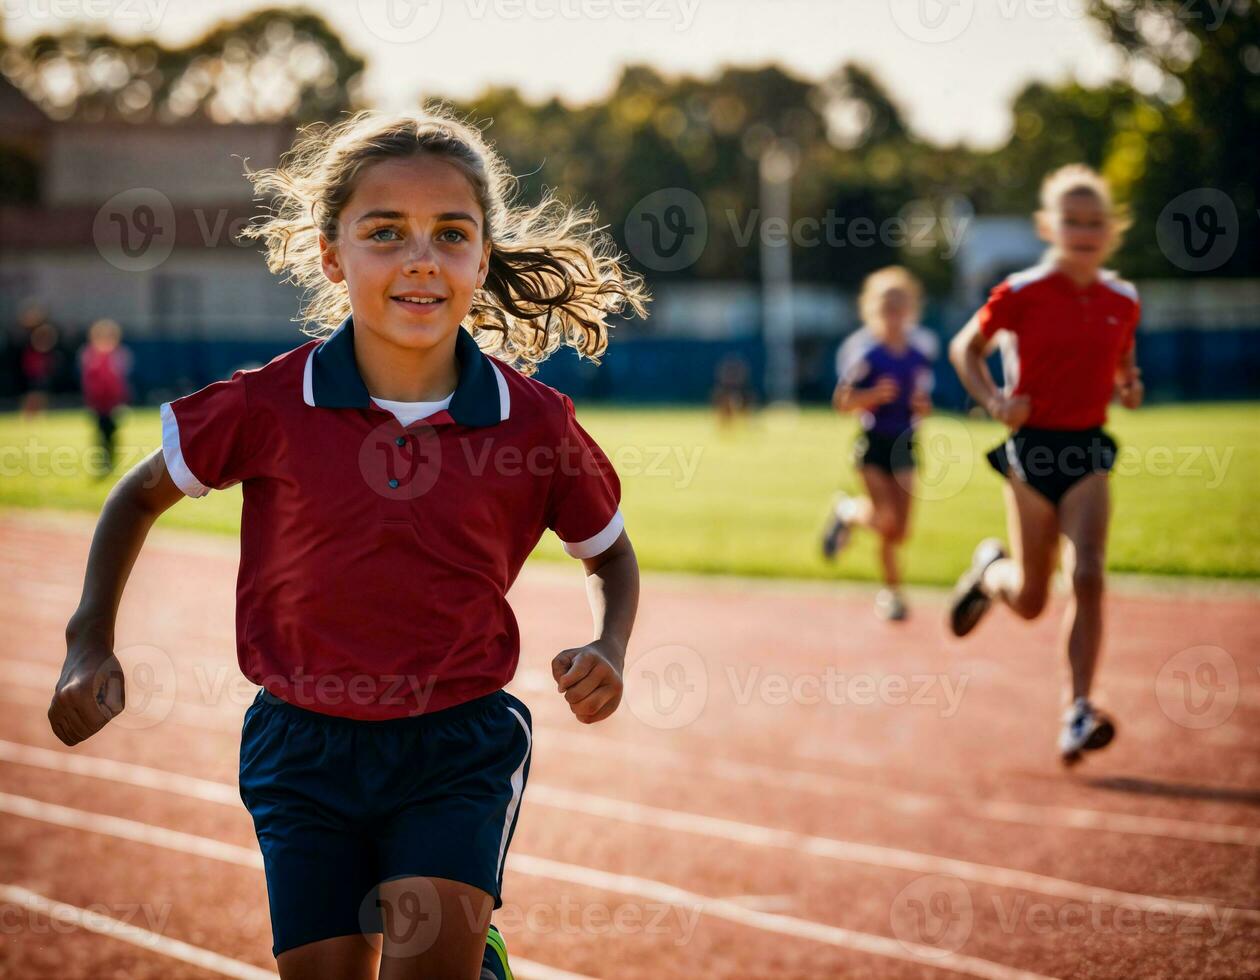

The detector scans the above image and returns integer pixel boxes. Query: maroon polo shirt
[160,318,624,719]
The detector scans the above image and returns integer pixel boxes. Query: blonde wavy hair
[241,105,650,374]
[1035,163,1132,256]
[858,265,923,330]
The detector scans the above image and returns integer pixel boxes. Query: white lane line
[0,739,240,805]
[0,883,591,980]
[4,739,1252,925]
[544,728,1260,849]
[2,663,1254,849]
[523,785,1259,924]
[0,883,276,980]
[0,790,1054,980]
[512,959,602,980]
[509,854,1058,980]
[0,790,263,866]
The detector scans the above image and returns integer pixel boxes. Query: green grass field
[1,403,1255,585]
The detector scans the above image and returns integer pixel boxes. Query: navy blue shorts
[238,686,533,958]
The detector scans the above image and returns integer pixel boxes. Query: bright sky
[4,0,1125,147]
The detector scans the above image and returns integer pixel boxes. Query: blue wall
[123,326,1258,408]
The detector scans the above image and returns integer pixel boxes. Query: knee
[1071,555,1106,598]
[872,510,897,539]
[1011,580,1050,620]
[885,519,909,545]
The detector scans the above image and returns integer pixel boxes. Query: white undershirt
[371,393,454,427]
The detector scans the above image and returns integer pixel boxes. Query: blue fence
[117,325,1258,409]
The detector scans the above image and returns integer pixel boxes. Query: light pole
[759,138,798,404]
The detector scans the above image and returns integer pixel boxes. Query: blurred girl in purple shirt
[821,266,937,621]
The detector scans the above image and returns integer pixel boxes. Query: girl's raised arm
[49,449,185,746]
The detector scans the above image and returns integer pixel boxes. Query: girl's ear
[319,233,345,284]
[476,239,491,290]
[1033,209,1055,245]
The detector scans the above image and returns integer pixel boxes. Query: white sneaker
[874,588,908,621]
[1059,697,1116,765]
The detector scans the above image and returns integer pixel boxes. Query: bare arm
[832,379,898,414]
[1115,343,1143,409]
[49,449,185,745]
[948,314,1028,428]
[552,530,639,724]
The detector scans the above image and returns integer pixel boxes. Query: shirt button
[395,436,406,446]
[388,479,399,489]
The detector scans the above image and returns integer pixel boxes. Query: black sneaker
[821,494,853,561]
[948,538,1006,637]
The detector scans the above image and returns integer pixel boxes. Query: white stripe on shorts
[497,704,532,883]
[1004,438,1025,481]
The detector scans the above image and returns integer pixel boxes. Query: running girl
[78,318,132,476]
[49,106,648,979]
[821,266,937,621]
[946,163,1142,765]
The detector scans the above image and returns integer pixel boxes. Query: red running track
[1,512,1257,979]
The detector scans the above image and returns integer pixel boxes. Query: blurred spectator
[78,319,132,476]
[711,353,756,426]
[19,304,60,418]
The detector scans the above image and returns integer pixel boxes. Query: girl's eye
[439,228,468,243]
[370,227,401,242]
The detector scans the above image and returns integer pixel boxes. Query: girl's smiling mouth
[391,292,447,314]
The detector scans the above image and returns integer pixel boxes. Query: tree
[1088,0,1259,275]
[0,8,364,123]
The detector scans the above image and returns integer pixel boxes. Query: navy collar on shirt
[303,315,509,426]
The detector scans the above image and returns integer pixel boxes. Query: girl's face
[870,286,913,341]
[1044,189,1113,273]
[320,154,491,354]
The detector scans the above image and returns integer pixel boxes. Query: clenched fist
[49,629,125,746]
[551,640,624,724]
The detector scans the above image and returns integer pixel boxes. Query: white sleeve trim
[159,402,210,498]
[489,360,512,421]
[561,508,625,559]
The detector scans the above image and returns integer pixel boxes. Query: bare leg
[277,935,379,980]
[375,877,492,980]
[982,476,1059,620]
[1057,473,1111,702]
[859,465,906,588]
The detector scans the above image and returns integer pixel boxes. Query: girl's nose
[402,240,440,276]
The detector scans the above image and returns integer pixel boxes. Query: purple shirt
[836,326,937,437]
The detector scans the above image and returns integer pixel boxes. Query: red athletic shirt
[977,265,1140,430]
